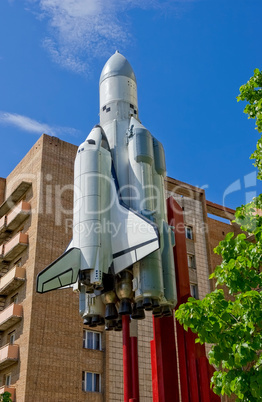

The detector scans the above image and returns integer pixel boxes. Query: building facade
[0,134,236,401]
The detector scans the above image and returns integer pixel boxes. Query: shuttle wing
[111,197,160,274]
[36,247,80,293]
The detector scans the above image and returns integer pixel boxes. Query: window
[83,330,101,350]
[187,254,196,269]
[185,226,193,240]
[82,371,101,393]
[190,284,199,299]
[9,331,15,345]
[5,374,11,387]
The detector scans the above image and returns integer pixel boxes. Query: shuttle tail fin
[36,247,80,293]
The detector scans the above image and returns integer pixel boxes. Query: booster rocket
[37,52,177,329]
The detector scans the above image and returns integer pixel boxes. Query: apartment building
[0,134,236,401]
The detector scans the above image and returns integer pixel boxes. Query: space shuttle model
[37,52,177,329]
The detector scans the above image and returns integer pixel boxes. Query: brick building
[0,134,238,401]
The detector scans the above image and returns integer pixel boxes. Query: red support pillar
[175,320,190,402]
[167,196,220,402]
[195,343,212,402]
[150,196,220,402]
[151,315,180,402]
[197,356,211,402]
[131,336,139,402]
[185,329,200,402]
[151,338,159,402]
[122,315,132,402]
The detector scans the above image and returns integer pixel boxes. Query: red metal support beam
[131,336,139,402]
[152,315,180,402]
[122,315,132,402]
[185,329,200,402]
[168,196,221,402]
[151,338,159,402]
[197,355,211,402]
[175,320,190,402]
[167,197,191,304]
[150,196,220,401]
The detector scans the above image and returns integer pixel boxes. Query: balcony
[0,267,26,296]
[6,201,31,231]
[0,201,30,244]
[3,233,28,262]
[0,304,23,331]
[0,386,16,401]
[0,181,31,219]
[0,344,19,370]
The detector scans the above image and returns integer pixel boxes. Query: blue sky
[0,0,261,209]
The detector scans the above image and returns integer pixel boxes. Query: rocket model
[37,52,177,330]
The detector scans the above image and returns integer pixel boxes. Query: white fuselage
[99,68,177,308]
[100,73,139,203]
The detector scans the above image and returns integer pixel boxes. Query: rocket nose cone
[99,51,136,85]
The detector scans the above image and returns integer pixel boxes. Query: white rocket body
[36,52,177,324]
[98,52,177,309]
[73,127,112,285]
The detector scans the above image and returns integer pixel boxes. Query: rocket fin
[36,247,80,293]
[111,198,160,274]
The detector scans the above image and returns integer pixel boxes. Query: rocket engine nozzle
[116,270,133,316]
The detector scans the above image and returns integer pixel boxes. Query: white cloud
[0,111,80,137]
[23,0,198,74]
[27,0,166,74]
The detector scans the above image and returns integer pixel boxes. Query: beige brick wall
[167,193,211,300]
[208,217,235,272]
[137,312,153,401]
[207,217,242,304]
[106,330,123,401]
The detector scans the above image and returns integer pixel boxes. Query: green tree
[0,392,12,402]
[175,69,262,401]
